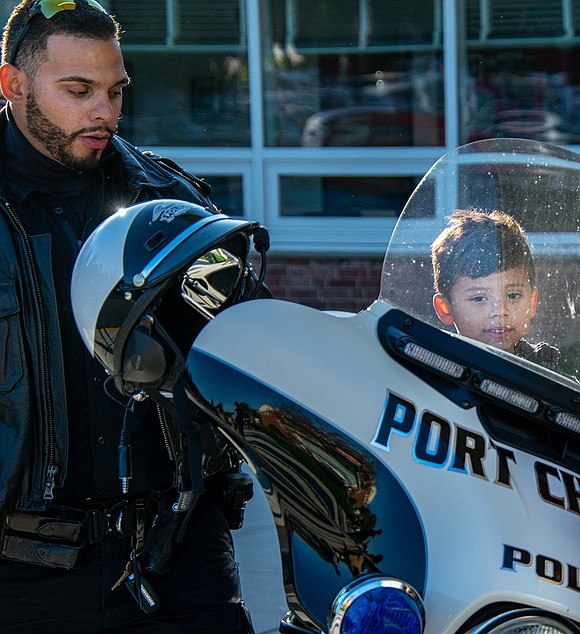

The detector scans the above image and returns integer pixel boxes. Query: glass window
[176,0,242,45]
[280,175,420,217]
[293,0,359,47]
[113,1,250,147]
[109,0,166,44]
[262,0,444,147]
[463,0,580,145]
[208,175,244,216]
[457,165,580,232]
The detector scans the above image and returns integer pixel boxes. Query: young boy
[431,208,560,370]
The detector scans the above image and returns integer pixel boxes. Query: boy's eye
[507,292,522,300]
[470,295,487,302]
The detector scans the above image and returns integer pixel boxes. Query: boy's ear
[530,287,538,318]
[433,293,455,326]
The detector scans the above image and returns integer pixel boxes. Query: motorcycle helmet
[71,199,267,395]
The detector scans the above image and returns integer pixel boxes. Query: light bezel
[327,574,425,634]
[476,376,540,413]
[402,340,468,379]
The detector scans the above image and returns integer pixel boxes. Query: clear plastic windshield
[380,138,580,380]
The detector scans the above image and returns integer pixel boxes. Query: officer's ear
[433,293,455,326]
[0,63,26,104]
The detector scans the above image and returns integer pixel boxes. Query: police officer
[0,1,253,631]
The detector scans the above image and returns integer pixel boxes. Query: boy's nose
[490,299,508,317]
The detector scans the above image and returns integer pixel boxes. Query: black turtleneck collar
[2,107,97,203]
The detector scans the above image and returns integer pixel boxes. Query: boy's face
[433,266,538,353]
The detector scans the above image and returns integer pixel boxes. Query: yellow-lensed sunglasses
[7,0,108,66]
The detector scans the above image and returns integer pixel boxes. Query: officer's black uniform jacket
[0,111,233,511]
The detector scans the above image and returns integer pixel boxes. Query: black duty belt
[85,498,150,543]
[1,494,164,570]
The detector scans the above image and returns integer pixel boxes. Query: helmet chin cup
[116,319,168,396]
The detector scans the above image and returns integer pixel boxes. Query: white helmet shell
[71,199,259,385]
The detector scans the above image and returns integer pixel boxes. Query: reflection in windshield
[380,138,580,379]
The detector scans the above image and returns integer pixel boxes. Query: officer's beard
[25,89,114,173]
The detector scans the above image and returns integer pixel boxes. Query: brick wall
[258,256,383,313]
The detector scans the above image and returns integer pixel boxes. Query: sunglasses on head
[7,0,108,66]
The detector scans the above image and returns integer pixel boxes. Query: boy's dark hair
[431,208,536,297]
[2,0,121,75]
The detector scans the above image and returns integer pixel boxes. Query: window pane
[280,175,420,217]
[369,0,436,46]
[176,0,242,45]
[119,51,250,147]
[294,0,359,47]
[466,0,566,39]
[463,0,580,144]
[208,175,244,216]
[112,0,242,45]
[457,165,580,232]
[110,0,167,45]
[262,0,444,147]
[113,0,250,147]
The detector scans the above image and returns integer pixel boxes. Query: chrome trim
[134,214,226,286]
[468,608,580,634]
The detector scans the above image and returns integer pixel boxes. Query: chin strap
[170,374,206,512]
[141,374,205,579]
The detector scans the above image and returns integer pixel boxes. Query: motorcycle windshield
[380,138,580,382]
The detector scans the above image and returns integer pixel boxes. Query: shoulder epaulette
[142,151,212,197]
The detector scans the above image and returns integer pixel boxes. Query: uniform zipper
[4,184,164,501]
[3,201,58,499]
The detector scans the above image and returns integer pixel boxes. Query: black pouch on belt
[1,507,87,569]
[144,506,193,576]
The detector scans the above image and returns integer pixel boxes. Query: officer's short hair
[2,0,121,75]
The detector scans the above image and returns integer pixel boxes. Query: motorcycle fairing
[186,296,580,632]
[377,308,580,474]
[184,344,428,631]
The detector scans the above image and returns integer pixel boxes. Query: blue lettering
[413,412,450,466]
[373,393,416,451]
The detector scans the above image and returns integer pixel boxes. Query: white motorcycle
[72,138,580,634]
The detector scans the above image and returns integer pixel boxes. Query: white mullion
[359,0,370,48]
[286,0,296,48]
[166,0,177,47]
[563,0,574,38]
[246,0,267,225]
[480,0,490,40]
[443,0,461,148]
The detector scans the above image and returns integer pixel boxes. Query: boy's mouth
[485,326,513,339]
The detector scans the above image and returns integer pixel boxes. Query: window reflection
[280,175,420,217]
[118,52,250,147]
[262,0,445,147]
[66,1,580,151]
[464,0,580,144]
[113,1,250,147]
[207,176,244,216]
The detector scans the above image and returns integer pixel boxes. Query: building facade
[4,0,580,310]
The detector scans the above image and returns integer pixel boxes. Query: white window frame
[125,0,463,255]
